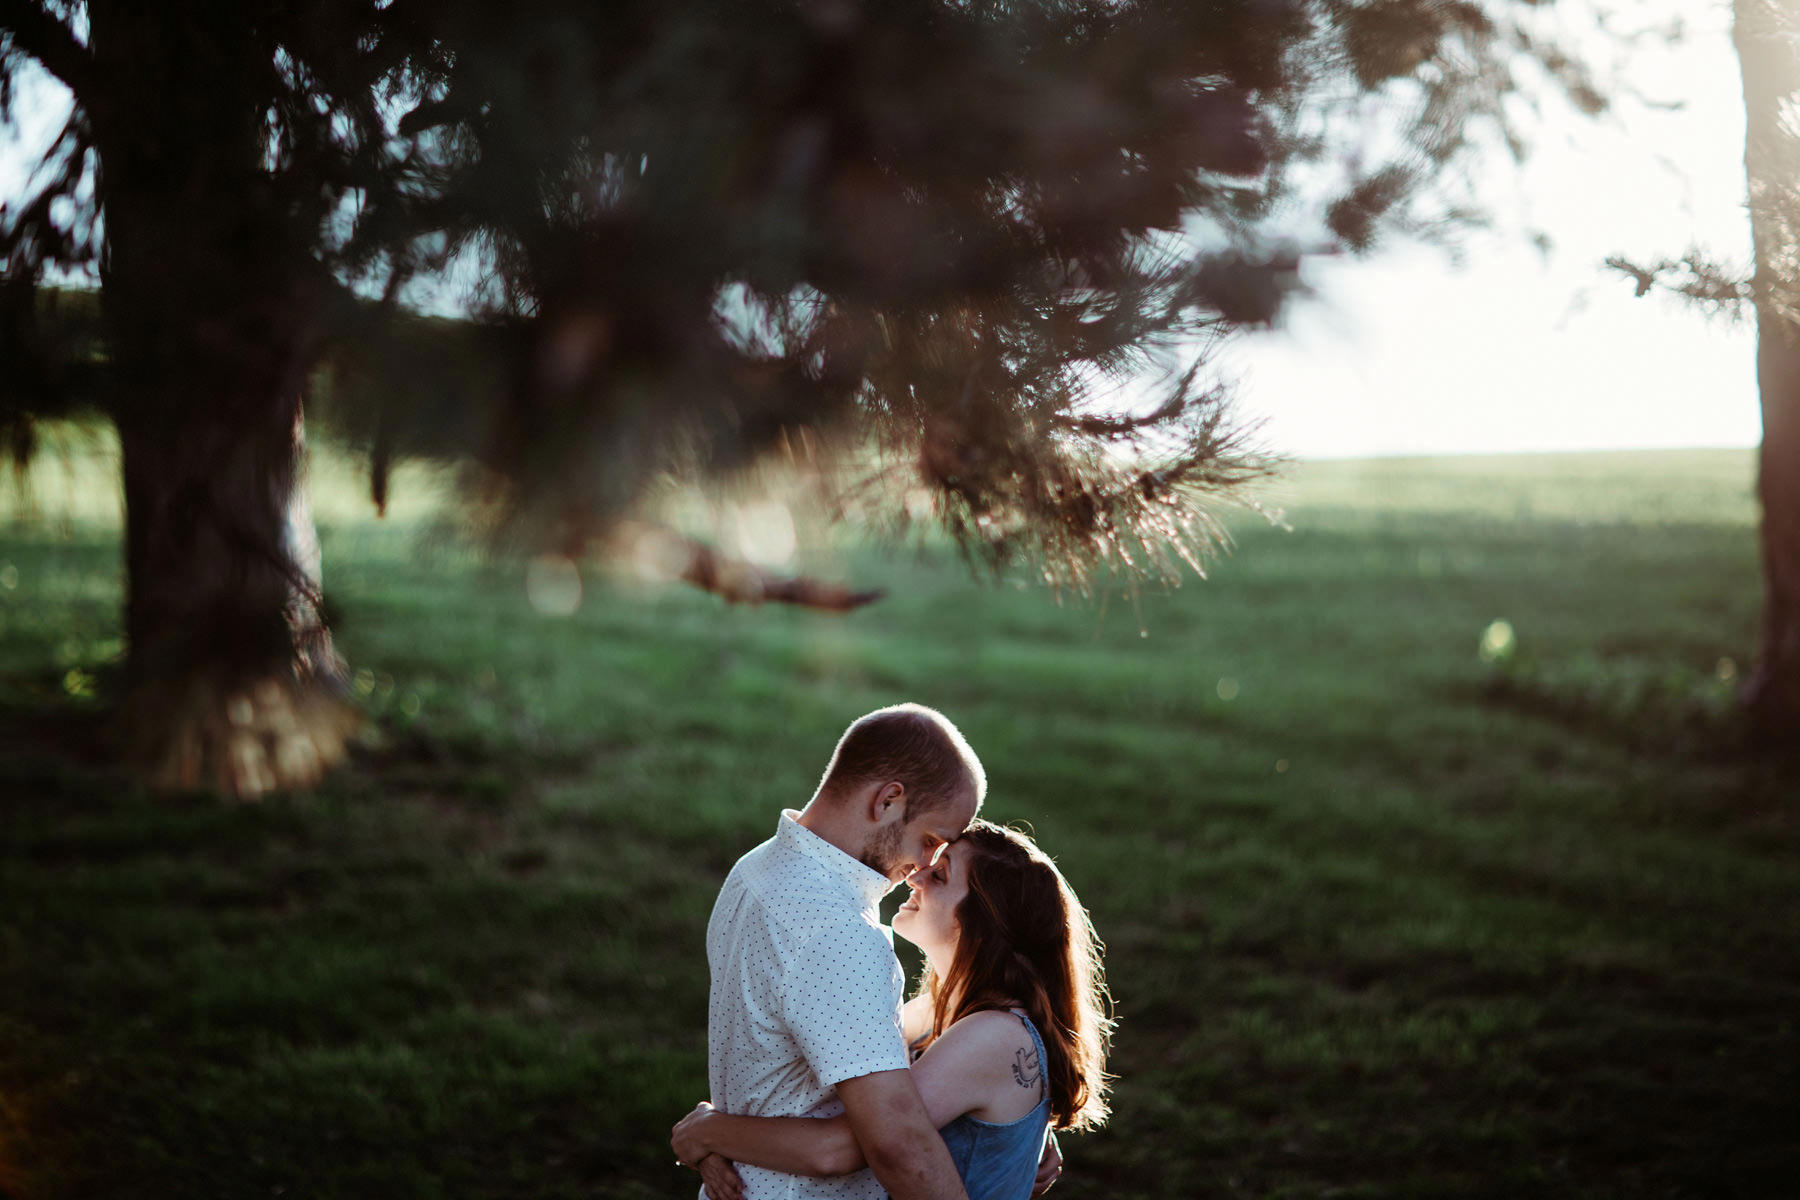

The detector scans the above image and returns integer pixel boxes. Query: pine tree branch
[0,1,96,103]
[1052,395,1186,437]
[397,95,472,137]
[1604,252,1751,312]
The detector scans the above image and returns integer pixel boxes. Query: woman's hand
[696,1153,744,1200]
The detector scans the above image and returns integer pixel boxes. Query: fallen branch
[612,521,884,612]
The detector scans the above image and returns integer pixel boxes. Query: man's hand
[671,1102,744,1200]
[697,1154,744,1200]
[672,1101,717,1168]
[1031,1131,1062,1196]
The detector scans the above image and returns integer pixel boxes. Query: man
[694,703,985,1200]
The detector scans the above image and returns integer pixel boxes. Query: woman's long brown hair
[916,819,1114,1131]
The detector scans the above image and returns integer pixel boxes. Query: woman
[673,819,1113,1200]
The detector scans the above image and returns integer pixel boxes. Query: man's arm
[673,1101,863,1178]
[673,1015,1020,1180]
[836,1069,970,1200]
[674,1070,970,1196]
[1032,1130,1062,1195]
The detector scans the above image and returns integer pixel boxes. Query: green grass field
[1,440,1795,1198]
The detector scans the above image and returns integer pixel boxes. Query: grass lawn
[1,441,1795,1198]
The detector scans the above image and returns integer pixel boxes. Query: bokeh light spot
[1716,657,1737,682]
[526,554,583,616]
[1216,677,1240,701]
[1275,759,1289,774]
[733,500,797,567]
[0,562,16,590]
[1478,619,1515,663]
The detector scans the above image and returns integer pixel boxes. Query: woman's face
[893,839,969,958]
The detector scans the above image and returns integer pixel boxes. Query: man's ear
[868,780,906,825]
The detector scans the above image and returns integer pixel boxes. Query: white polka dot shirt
[705,809,910,1200]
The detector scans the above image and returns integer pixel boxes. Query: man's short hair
[817,703,986,820]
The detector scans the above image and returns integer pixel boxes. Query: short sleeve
[781,923,909,1088]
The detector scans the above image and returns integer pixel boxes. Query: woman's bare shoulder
[929,1009,1044,1119]
[935,1009,1035,1065]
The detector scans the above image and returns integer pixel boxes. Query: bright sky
[1230,5,1760,459]
[1,5,1760,461]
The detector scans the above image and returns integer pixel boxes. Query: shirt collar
[777,808,892,909]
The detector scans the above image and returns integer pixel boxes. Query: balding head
[816,703,986,821]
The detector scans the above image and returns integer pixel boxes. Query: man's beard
[859,821,903,880]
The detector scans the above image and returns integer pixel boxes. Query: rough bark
[1736,1,1800,745]
[92,1,356,795]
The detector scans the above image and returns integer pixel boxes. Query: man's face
[860,785,979,887]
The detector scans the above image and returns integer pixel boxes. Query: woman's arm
[672,1102,865,1178]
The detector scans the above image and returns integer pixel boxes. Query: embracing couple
[672,703,1112,1200]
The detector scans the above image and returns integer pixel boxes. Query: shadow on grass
[1477,650,1798,767]
[0,684,719,1200]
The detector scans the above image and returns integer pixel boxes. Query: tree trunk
[1743,348,1800,744]
[115,405,356,797]
[1735,1,1800,745]
[92,1,357,796]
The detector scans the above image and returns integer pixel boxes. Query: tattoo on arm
[1012,1045,1043,1090]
